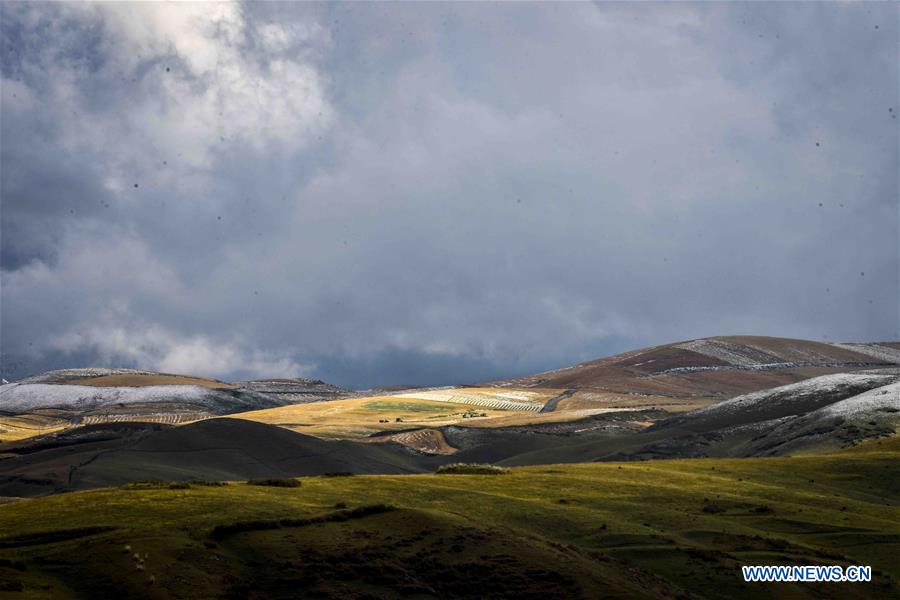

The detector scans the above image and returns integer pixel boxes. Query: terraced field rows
[392,389,546,412]
[441,397,540,411]
[0,415,69,442]
[78,413,208,426]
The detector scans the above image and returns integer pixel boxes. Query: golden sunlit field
[228,386,701,443]
[229,395,540,439]
[0,414,69,444]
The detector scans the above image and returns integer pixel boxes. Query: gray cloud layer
[1,2,897,388]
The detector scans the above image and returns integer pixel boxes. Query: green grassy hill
[0,438,897,598]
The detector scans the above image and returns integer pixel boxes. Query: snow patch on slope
[830,343,900,365]
[0,383,276,413]
[818,382,900,418]
[686,372,898,419]
[674,339,777,366]
[15,368,159,385]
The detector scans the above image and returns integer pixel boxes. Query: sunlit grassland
[0,438,898,598]
[228,388,643,440]
[228,395,540,439]
[0,415,68,444]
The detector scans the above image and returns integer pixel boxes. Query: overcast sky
[1,2,897,388]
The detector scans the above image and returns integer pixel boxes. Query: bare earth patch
[383,428,458,455]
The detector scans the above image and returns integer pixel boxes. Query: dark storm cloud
[1,2,897,387]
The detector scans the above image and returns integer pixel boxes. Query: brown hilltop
[488,335,899,400]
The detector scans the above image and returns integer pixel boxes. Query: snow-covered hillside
[658,370,899,432]
[818,381,900,418]
[0,382,280,414]
[692,372,895,416]
[14,368,165,385]
[829,343,900,365]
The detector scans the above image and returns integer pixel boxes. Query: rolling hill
[3,368,896,497]
[3,337,894,446]
[0,337,899,598]
[500,369,900,465]
[658,370,899,434]
[224,337,899,455]
[2,336,897,477]
[0,419,435,497]
[0,369,352,443]
[491,336,898,399]
[0,440,897,598]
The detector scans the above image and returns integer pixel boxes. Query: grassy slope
[0,439,898,598]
